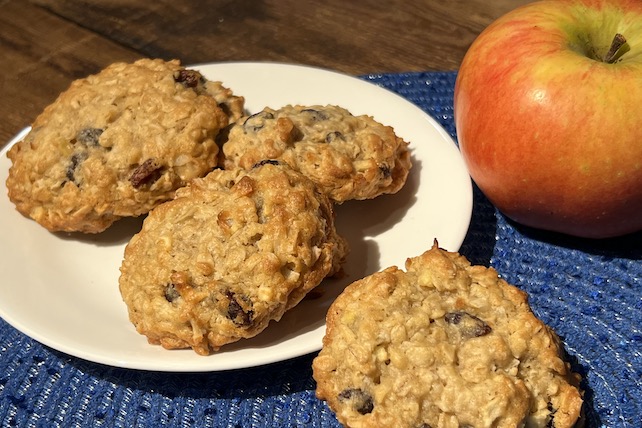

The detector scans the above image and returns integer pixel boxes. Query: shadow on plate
[334,154,420,272]
[53,215,146,247]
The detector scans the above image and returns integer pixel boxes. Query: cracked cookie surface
[119,162,348,355]
[312,244,583,428]
[6,58,244,233]
[221,104,411,203]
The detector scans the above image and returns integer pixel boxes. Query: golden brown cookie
[221,104,411,203]
[119,161,348,355]
[313,243,583,428]
[6,58,243,233]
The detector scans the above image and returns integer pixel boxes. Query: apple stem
[603,33,628,63]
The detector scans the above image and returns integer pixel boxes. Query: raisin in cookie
[221,105,411,203]
[312,243,583,428]
[119,161,348,355]
[6,58,244,233]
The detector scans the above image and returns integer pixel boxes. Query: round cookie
[312,243,583,428]
[221,104,412,203]
[119,161,348,355]
[6,58,244,233]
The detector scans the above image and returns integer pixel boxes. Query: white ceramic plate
[0,62,472,372]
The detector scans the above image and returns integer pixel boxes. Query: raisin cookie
[119,161,348,355]
[221,105,412,203]
[312,243,583,428]
[6,58,244,233]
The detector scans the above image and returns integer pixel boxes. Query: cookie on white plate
[119,161,348,355]
[221,104,411,203]
[6,58,243,233]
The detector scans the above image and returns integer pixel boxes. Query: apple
[454,0,642,239]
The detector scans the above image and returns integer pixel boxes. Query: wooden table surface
[0,0,532,145]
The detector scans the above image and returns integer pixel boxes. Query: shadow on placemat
[564,352,602,428]
[1,334,335,426]
[458,184,498,266]
[506,218,642,261]
[55,347,319,400]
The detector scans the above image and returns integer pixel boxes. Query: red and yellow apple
[454,0,642,238]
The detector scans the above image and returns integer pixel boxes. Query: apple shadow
[501,216,642,261]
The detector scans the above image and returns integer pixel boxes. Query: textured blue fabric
[1,71,640,427]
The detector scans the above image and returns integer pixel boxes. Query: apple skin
[454,0,642,238]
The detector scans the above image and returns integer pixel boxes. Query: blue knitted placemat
[1,71,640,427]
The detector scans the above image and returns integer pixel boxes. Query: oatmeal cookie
[6,58,244,233]
[119,161,348,355]
[221,105,411,203]
[312,243,583,428]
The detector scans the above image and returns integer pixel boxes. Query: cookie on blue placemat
[313,243,583,428]
[6,58,244,233]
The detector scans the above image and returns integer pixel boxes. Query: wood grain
[0,1,141,142]
[1,0,532,144]
[31,0,532,72]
